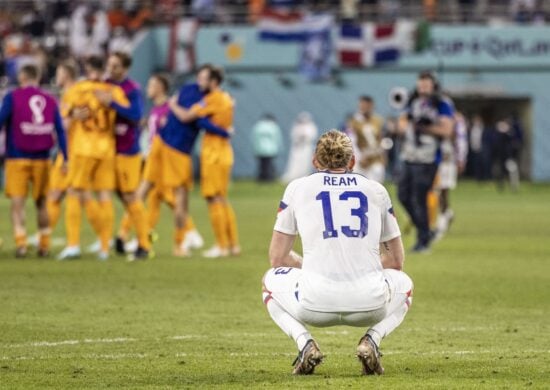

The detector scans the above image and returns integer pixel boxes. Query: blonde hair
[314,130,354,170]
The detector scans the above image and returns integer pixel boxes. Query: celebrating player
[0,64,68,257]
[46,61,79,233]
[169,64,240,258]
[93,51,151,260]
[137,68,229,257]
[118,74,204,253]
[58,56,129,261]
[262,130,413,375]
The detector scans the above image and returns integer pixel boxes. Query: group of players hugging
[0,53,240,261]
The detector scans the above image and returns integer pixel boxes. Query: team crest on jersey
[278,201,288,213]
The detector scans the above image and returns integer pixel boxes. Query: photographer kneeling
[397,71,454,253]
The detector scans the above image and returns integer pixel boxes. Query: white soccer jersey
[274,171,401,312]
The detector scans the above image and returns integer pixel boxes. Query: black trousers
[257,156,276,182]
[398,162,438,245]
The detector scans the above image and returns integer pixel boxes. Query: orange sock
[38,228,51,251]
[47,199,62,230]
[184,216,196,233]
[174,226,186,247]
[427,190,439,230]
[15,233,27,249]
[98,199,114,253]
[65,194,81,247]
[146,190,162,231]
[207,202,229,249]
[223,203,239,247]
[84,199,103,237]
[127,200,150,250]
[118,212,132,240]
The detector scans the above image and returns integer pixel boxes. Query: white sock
[265,297,311,350]
[369,296,412,347]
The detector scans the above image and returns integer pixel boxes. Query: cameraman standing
[397,71,454,252]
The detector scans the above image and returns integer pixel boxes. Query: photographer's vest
[401,97,444,164]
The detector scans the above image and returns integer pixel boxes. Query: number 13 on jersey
[316,191,368,239]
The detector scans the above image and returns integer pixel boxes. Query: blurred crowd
[1,0,548,87]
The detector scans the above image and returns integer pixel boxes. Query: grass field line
[2,349,550,362]
[1,327,502,350]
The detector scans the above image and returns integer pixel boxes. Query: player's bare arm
[380,237,405,271]
[269,230,302,268]
[168,95,198,122]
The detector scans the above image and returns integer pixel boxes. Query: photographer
[397,71,454,253]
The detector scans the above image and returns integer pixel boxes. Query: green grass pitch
[0,181,549,389]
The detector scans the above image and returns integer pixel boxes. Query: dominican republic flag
[258,9,333,42]
[337,21,416,67]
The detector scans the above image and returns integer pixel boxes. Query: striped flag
[258,9,333,42]
[337,21,416,67]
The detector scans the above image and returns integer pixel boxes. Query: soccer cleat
[57,246,81,260]
[411,242,431,254]
[15,246,28,259]
[181,229,204,252]
[27,233,39,248]
[202,246,229,258]
[87,239,113,254]
[115,237,126,255]
[357,334,384,375]
[37,248,50,258]
[124,238,139,253]
[97,251,109,261]
[292,339,324,375]
[127,247,150,262]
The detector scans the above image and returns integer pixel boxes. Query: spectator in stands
[107,2,129,29]
[251,114,283,183]
[510,0,536,23]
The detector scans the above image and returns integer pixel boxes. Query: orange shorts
[200,162,232,198]
[143,137,193,190]
[200,143,233,198]
[68,155,115,191]
[5,158,50,200]
[115,154,143,193]
[49,154,70,192]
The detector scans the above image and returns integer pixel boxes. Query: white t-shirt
[274,172,401,312]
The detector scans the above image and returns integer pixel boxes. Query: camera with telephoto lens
[413,116,433,145]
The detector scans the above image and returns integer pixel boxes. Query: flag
[168,18,198,74]
[299,16,333,81]
[337,20,416,67]
[258,9,333,42]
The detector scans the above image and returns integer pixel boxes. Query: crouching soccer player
[262,130,413,375]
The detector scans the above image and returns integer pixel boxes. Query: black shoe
[115,237,126,255]
[291,339,323,375]
[127,247,150,262]
[411,242,431,253]
[37,248,50,258]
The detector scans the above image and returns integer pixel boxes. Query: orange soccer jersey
[65,80,128,191]
[191,89,234,166]
[65,80,128,159]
